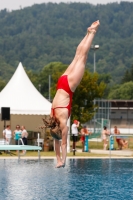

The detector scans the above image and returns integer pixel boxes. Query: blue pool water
[0,159,133,200]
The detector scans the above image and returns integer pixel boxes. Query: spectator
[113,126,122,150]
[3,125,12,145]
[102,126,110,150]
[113,126,128,150]
[121,139,128,149]
[71,120,80,151]
[21,125,28,154]
[13,125,22,145]
[21,125,28,145]
[80,125,89,152]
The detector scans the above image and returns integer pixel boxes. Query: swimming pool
[0,159,133,200]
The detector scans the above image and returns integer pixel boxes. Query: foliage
[98,73,112,98]
[0,79,6,91]
[0,56,15,82]
[98,74,112,85]
[0,2,133,86]
[27,62,67,99]
[108,64,133,100]
[108,81,133,100]
[121,64,133,84]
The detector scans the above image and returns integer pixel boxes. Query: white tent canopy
[0,62,51,115]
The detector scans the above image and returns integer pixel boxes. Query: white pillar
[67,117,71,153]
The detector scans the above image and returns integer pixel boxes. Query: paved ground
[91,149,133,156]
[0,155,133,159]
[77,149,133,156]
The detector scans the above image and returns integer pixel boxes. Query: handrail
[18,138,26,158]
[109,134,133,159]
[38,133,40,160]
[18,133,40,159]
[19,138,24,145]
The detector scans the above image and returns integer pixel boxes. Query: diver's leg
[61,125,68,166]
[63,34,88,75]
[55,140,62,167]
[63,20,100,80]
[68,22,99,91]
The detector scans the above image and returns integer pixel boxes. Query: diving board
[0,144,42,159]
[0,145,42,151]
[0,135,42,159]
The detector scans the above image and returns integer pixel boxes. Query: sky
[0,0,133,11]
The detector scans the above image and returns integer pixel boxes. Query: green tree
[26,69,40,91]
[108,81,133,99]
[27,62,67,99]
[1,2,133,83]
[98,74,112,85]
[121,64,133,84]
[40,62,67,99]
[0,79,6,91]
[98,73,112,98]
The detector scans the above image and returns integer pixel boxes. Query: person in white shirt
[71,120,80,150]
[3,125,12,145]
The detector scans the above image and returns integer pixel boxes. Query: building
[89,99,133,134]
[110,100,133,133]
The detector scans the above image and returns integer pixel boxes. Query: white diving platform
[0,138,42,159]
[0,145,42,151]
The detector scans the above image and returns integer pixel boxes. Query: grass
[0,151,118,158]
[1,151,132,158]
[0,138,133,158]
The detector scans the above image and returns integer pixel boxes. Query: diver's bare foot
[55,161,65,168]
[87,20,100,34]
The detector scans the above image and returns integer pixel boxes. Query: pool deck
[0,149,133,159]
[82,149,133,156]
[76,149,133,157]
[0,156,133,159]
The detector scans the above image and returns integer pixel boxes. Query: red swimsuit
[52,75,73,117]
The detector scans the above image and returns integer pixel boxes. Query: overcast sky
[0,0,133,11]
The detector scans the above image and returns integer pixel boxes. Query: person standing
[21,125,28,154]
[113,126,122,150]
[71,120,80,151]
[13,125,22,145]
[80,125,89,152]
[21,125,28,145]
[102,126,110,150]
[3,125,12,145]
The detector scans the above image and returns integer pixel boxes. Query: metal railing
[18,133,40,159]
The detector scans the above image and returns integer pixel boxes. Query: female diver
[44,20,100,168]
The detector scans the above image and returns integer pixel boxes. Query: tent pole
[38,133,40,160]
